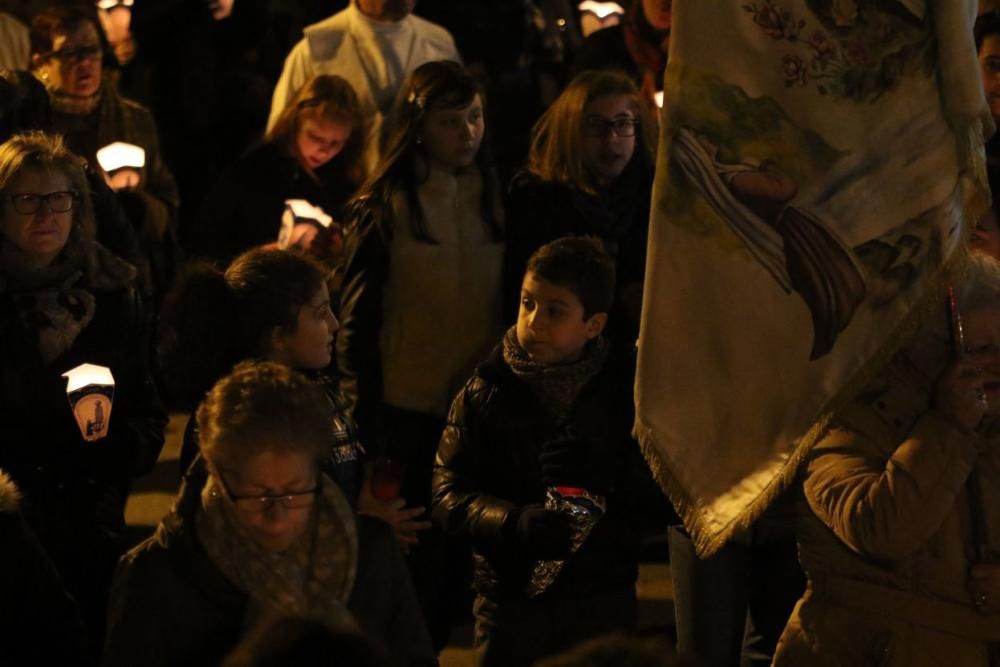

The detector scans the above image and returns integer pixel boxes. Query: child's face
[580,93,637,188]
[517,272,606,365]
[269,284,338,370]
[419,94,485,173]
[294,116,352,170]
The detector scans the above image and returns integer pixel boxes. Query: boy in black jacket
[432,237,667,667]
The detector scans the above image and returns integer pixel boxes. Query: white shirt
[0,12,29,71]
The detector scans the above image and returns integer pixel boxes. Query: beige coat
[774,345,1000,666]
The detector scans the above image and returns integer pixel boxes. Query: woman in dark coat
[104,361,435,667]
[30,6,180,303]
[504,69,655,346]
[193,74,368,267]
[0,131,166,657]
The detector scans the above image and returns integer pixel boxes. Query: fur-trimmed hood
[0,470,21,514]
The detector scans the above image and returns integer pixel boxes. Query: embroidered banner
[635,0,991,555]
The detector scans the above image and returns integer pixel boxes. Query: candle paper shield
[277,199,333,250]
[96,142,145,173]
[578,1,624,35]
[62,364,115,442]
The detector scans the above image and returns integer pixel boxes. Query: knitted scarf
[0,233,133,365]
[196,472,359,628]
[502,326,609,422]
[48,87,101,116]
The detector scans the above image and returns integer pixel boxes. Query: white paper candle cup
[278,199,333,250]
[96,142,146,173]
[62,364,115,442]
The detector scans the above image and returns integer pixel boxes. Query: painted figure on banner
[636,0,990,558]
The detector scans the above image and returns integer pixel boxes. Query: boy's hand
[514,505,573,559]
[539,436,610,494]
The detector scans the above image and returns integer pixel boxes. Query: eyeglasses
[582,116,639,138]
[48,45,102,63]
[216,473,320,514]
[6,191,76,215]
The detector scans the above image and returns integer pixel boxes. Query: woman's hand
[357,478,432,545]
[932,358,989,432]
[970,563,1000,614]
[104,168,141,191]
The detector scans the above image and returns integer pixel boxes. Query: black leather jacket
[432,342,670,601]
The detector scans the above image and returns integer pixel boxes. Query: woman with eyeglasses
[104,361,435,667]
[193,74,369,267]
[0,131,166,659]
[503,69,655,348]
[30,4,180,304]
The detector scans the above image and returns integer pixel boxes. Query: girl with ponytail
[158,247,429,542]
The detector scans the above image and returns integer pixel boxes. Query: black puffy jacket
[432,342,669,601]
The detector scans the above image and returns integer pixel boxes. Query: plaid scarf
[502,326,609,422]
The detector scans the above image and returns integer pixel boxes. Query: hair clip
[407,90,425,109]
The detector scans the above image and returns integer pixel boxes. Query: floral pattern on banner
[742,0,931,101]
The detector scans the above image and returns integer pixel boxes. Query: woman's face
[294,116,352,171]
[1,166,74,268]
[38,21,103,98]
[580,93,638,188]
[642,0,672,30]
[419,94,485,174]
[221,448,319,553]
[269,284,339,370]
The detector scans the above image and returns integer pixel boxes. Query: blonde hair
[0,130,95,244]
[526,70,655,194]
[267,75,368,187]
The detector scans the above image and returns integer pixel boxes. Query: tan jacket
[774,348,1000,666]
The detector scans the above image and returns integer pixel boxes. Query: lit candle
[96,142,146,173]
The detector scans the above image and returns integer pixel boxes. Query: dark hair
[158,248,328,409]
[222,615,388,667]
[267,74,369,188]
[29,5,104,61]
[197,361,330,473]
[0,70,53,141]
[977,12,1000,52]
[352,60,500,243]
[526,236,616,318]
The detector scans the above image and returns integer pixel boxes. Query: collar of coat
[0,470,21,514]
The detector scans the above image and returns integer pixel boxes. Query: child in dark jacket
[432,236,668,667]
